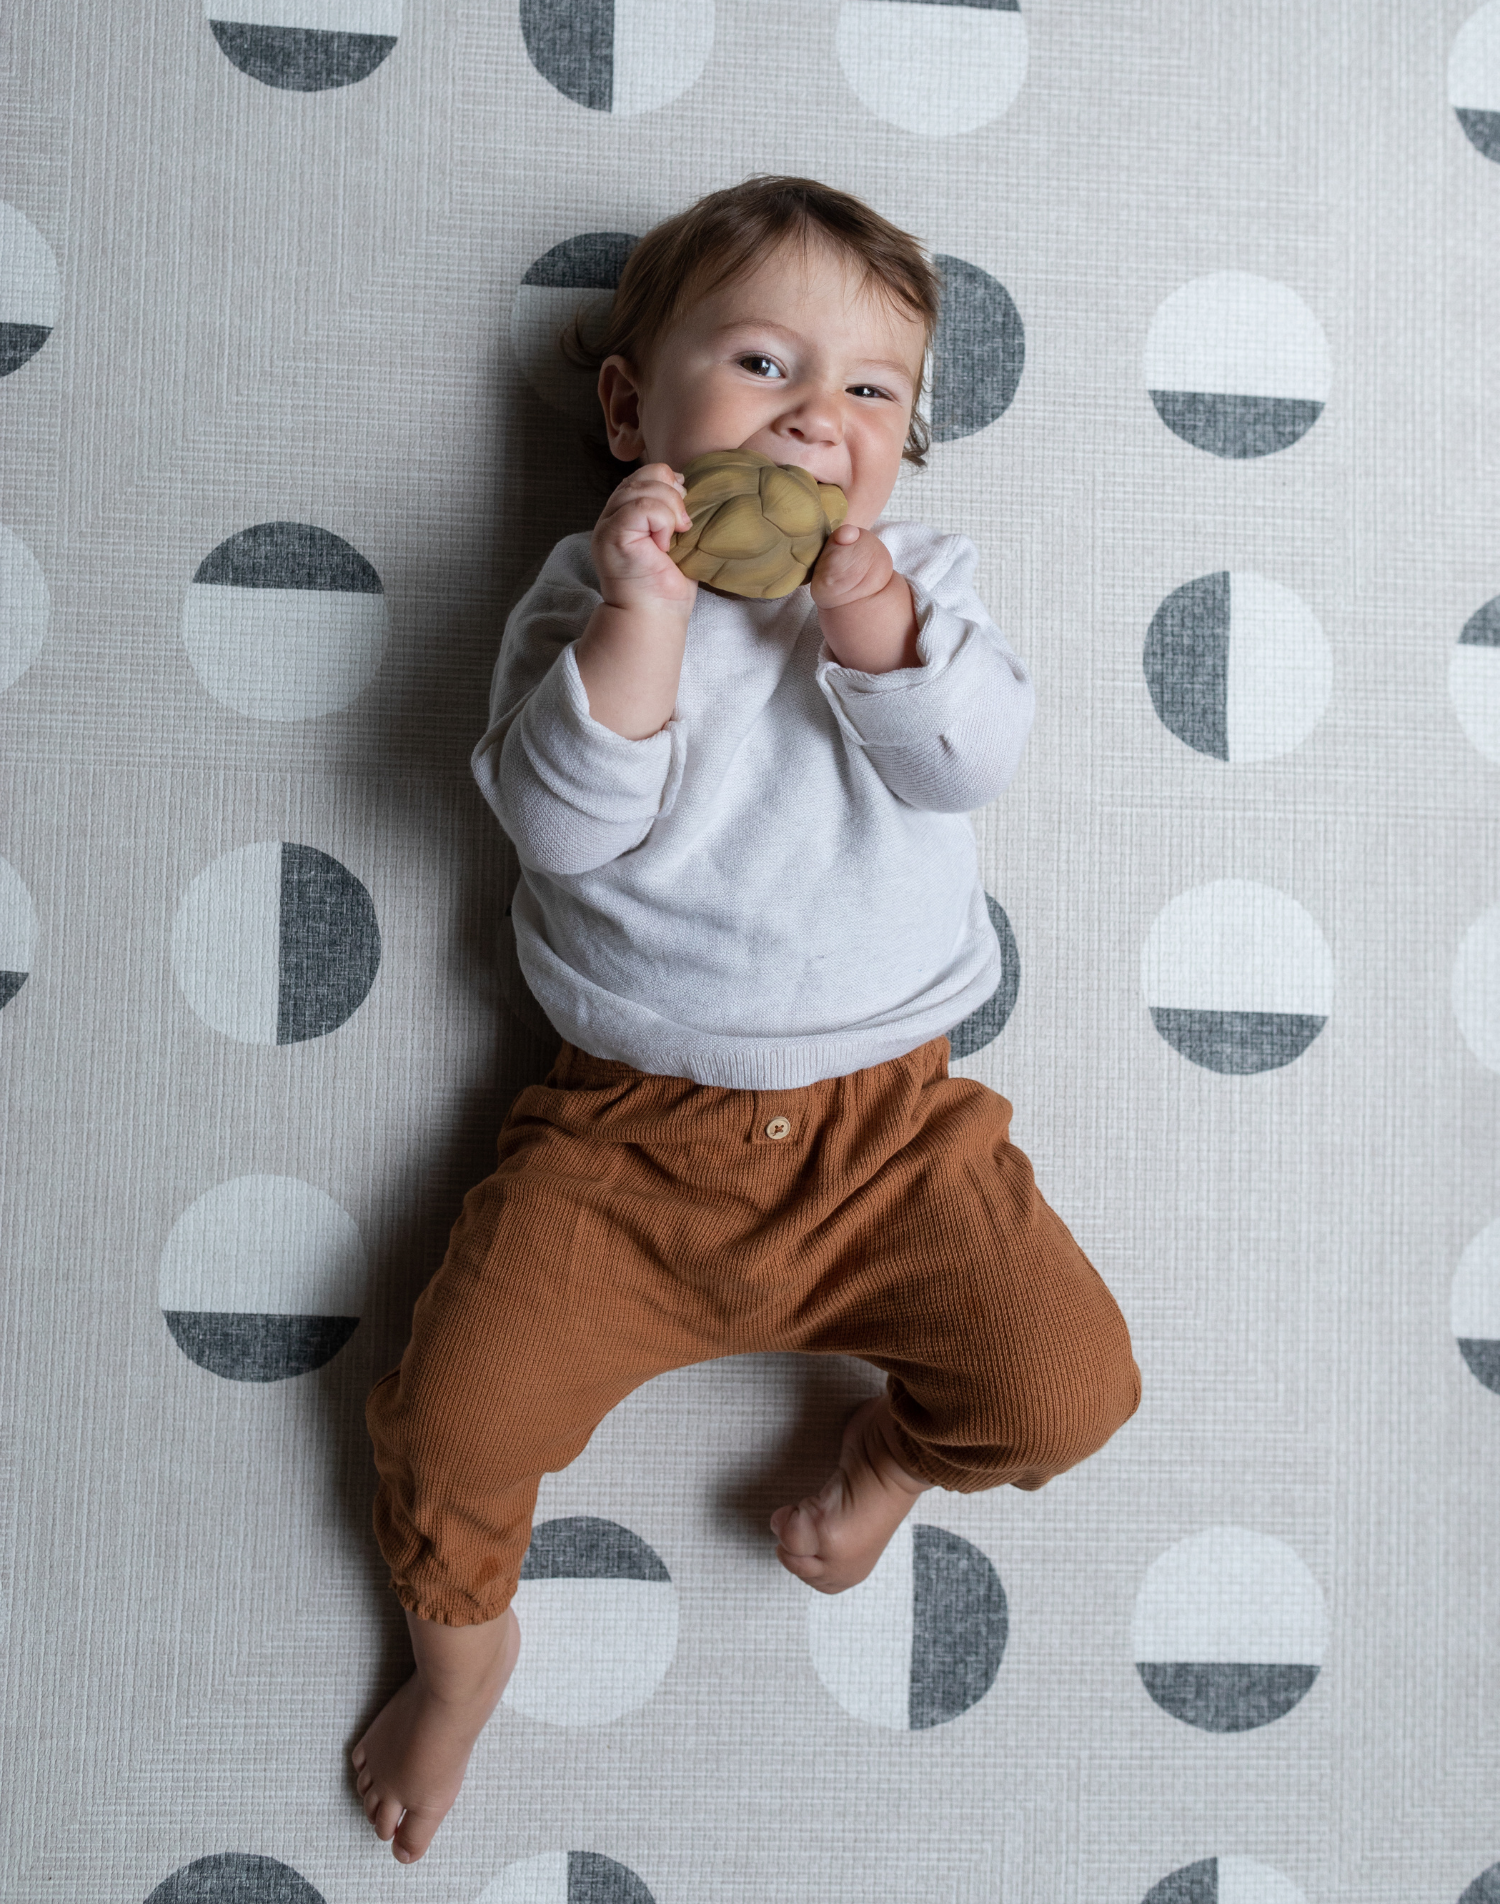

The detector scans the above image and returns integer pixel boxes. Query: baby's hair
[562,175,941,469]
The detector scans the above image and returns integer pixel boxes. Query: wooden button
[765,1116,792,1140]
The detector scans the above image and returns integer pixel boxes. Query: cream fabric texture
[473,522,1031,1087]
[1,1,1499,1900]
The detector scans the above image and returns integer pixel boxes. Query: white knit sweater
[471,518,1036,1088]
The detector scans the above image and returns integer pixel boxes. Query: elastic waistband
[545,1035,952,1100]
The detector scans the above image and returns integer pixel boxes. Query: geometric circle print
[474,1851,656,1904]
[183,522,388,722]
[1452,1219,1500,1394]
[834,1,1028,138]
[1142,880,1334,1074]
[512,233,638,423]
[1143,274,1330,458]
[928,256,1024,444]
[805,1520,1006,1730]
[1141,1857,1309,1904]
[0,203,59,378]
[143,1853,327,1903]
[1144,573,1332,763]
[0,525,49,697]
[204,0,400,91]
[0,855,38,1013]
[158,1175,365,1382]
[1451,2,1500,161]
[1459,1866,1500,1904]
[1450,596,1500,764]
[520,0,714,115]
[501,1517,678,1727]
[948,895,1020,1059]
[170,841,381,1045]
[1453,902,1500,1072]
[1132,1526,1328,1732]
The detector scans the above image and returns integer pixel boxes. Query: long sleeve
[814,532,1035,814]
[470,537,687,877]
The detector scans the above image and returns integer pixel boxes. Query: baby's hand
[808,524,894,611]
[592,463,697,613]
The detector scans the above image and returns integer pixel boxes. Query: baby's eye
[738,354,785,379]
[848,384,891,401]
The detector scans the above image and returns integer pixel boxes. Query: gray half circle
[1144,572,1230,759]
[947,895,1020,1058]
[164,1312,359,1382]
[1458,1339,1500,1395]
[1150,1008,1325,1074]
[1460,598,1500,647]
[909,1525,1007,1729]
[193,522,382,593]
[144,1851,327,1902]
[0,971,26,1010]
[1459,1866,1500,1904]
[1142,1862,1218,1904]
[930,255,1024,443]
[568,1851,657,1903]
[1457,110,1500,163]
[523,230,637,290]
[521,1515,670,1581]
[1137,1660,1318,1731]
[207,22,396,90]
[0,323,50,377]
[1149,391,1323,458]
[277,844,381,1044]
[520,0,614,111]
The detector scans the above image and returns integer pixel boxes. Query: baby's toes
[775,1545,830,1587]
[393,1806,445,1864]
[369,1792,404,1843]
[770,1500,823,1556]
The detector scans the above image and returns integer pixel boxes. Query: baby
[351,176,1140,1862]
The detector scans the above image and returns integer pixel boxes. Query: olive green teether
[668,447,849,599]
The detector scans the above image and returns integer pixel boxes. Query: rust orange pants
[366,1035,1140,1626]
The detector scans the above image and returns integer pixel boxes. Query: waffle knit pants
[366,1035,1140,1626]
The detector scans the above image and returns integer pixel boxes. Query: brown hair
[563,176,941,468]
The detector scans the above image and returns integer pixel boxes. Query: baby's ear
[597,356,646,461]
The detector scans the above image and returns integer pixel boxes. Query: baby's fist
[809,524,893,611]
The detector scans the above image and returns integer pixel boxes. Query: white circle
[1451,609,1500,765]
[806,1517,914,1729]
[0,201,60,328]
[0,526,48,696]
[171,841,283,1043]
[1451,1,1500,109]
[1453,902,1500,1071]
[159,1175,366,1317]
[1132,1526,1328,1666]
[0,855,38,979]
[610,0,714,115]
[1144,273,1330,404]
[502,1577,678,1727]
[510,283,612,423]
[1217,1859,1310,1904]
[1142,881,1334,1017]
[835,1,1028,137]
[183,533,388,723]
[1223,573,1331,761]
[473,1854,568,1904]
[1452,1218,1500,1339]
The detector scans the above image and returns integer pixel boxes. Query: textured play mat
[3,1,1500,1899]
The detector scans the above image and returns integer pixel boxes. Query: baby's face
[609,239,927,528]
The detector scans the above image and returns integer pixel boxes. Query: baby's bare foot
[350,1607,520,1864]
[770,1395,930,1593]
